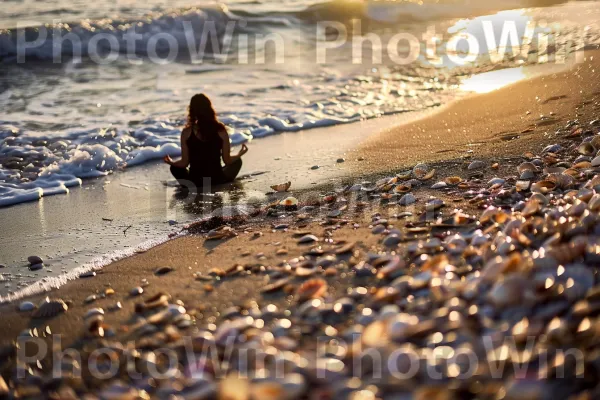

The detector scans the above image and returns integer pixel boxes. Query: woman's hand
[238,144,249,157]
[163,155,174,165]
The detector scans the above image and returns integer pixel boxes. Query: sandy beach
[0,48,599,397]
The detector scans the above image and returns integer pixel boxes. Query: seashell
[84,308,105,320]
[468,160,486,170]
[530,180,556,193]
[297,278,328,301]
[543,144,562,153]
[33,298,68,318]
[578,142,596,156]
[19,302,35,312]
[431,182,447,189]
[207,226,236,240]
[529,193,549,206]
[130,287,144,296]
[154,266,174,276]
[398,194,416,206]
[522,199,542,217]
[517,162,538,175]
[27,256,42,265]
[383,234,402,248]
[589,194,600,211]
[377,257,405,279]
[298,234,319,244]
[573,161,592,169]
[546,173,574,189]
[592,155,600,167]
[270,181,291,192]
[444,176,463,186]
[279,197,298,207]
[591,135,600,148]
[135,293,170,313]
[425,198,445,211]
[488,177,505,186]
[519,170,535,180]
[261,278,290,294]
[295,264,317,278]
[515,180,531,191]
[394,184,411,193]
[412,163,430,179]
[420,169,436,181]
[79,271,96,278]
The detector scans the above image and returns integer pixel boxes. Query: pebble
[27,256,42,265]
[311,165,320,170]
[79,271,96,278]
[336,158,345,163]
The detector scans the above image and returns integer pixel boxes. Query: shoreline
[0,53,597,303]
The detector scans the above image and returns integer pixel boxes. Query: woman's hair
[185,93,225,140]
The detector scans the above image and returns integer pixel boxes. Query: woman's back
[187,128,224,182]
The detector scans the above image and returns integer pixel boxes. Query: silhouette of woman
[164,94,248,188]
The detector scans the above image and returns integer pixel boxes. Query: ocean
[0,0,599,207]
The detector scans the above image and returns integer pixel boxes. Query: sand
[350,52,600,174]
[1,51,600,348]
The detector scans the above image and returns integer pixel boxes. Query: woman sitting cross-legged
[164,93,248,189]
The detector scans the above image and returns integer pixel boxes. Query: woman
[164,94,248,188]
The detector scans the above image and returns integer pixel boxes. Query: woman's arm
[164,129,191,168]
[219,129,248,165]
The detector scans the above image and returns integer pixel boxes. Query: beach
[0,48,599,397]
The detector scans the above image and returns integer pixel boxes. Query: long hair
[185,94,224,141]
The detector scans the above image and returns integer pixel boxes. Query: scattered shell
[33,298,68,318]
[297,279,328,301]
[431,181,447,189]
[84,308,105,320]
[79,271,96,278]
[270,181,291,192]
[154,266,174,276]
[468,160,486,170]
[279,197,298,207]
[130,287,144,296]
[412,163,430,179]
[444,176,463,186]
[398,194,416,206]
[297,234,319,244]
[383,234,402,248]
[578,142,596,156]
[531,180,557,193]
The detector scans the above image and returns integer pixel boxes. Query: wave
[0,0,572,62]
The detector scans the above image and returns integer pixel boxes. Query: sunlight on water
[460,67,526,93]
